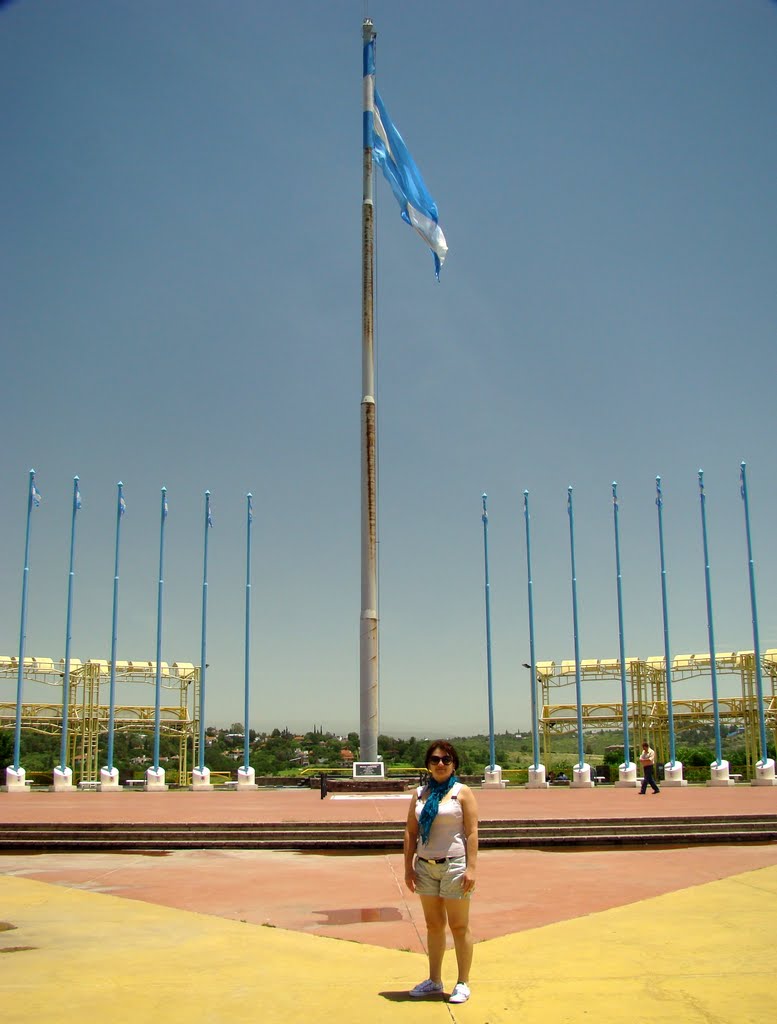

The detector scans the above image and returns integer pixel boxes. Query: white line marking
[329,794,411,800]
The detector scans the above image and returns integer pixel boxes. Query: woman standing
[404,739,479,1005]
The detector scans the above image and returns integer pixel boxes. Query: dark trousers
[640,764,660,793]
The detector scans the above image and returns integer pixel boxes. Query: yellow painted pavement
[2,865,776,1024]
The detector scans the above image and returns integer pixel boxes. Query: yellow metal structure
[0,656,200,783]
[540,649,777,774]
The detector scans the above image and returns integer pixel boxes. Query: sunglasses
[429,755,453,766]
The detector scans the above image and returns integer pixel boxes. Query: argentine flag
[364,40,448,278]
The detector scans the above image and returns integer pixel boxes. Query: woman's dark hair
[424,739,460,771]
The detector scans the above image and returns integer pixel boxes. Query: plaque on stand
[353,761,385,779]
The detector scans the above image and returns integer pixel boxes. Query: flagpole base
[52,766,74,791]
[663,761,688,787]
[3,766,30,793]
[572,763,595,788]
[190,767,213,791]
[616,762,638,787]
[752,758,777,786]
[526,765,549,789]
[707,759,734,787]
[145,767,168,792]
[99,767,121,791]
[482,765,506,789]
[237,766,258,790]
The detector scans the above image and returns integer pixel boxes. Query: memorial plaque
[352,761,385,778]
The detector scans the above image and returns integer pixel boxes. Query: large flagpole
[9,469,40,787]
[360,18,379,763]
[55,476,81,790]
[359,18,448,763]
[242,494,253,774]
[147,487,168,790]
[102,481,124,787]
[193,490,212,789]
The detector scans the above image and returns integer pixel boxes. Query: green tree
[677,745,714,766]
[250,749,282,776]
[0,731,14,765]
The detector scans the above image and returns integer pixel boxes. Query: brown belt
[418,856,448,864]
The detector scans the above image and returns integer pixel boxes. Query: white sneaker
[409,978,444,998]
[449,982,470,1004]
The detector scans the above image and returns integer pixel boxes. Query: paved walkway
[2,786,776,1022]
[3,782,776,823]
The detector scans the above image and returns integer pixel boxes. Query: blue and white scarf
[418,774,458,846]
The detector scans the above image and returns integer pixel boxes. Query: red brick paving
[1,782,775,824]
[2,785,775,953]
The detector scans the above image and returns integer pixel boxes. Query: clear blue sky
[1,1,775,738]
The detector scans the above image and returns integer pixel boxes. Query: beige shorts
[415,855,470,899]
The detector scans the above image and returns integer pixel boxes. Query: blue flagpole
[152,487,167,774]
[198,491,211,775]
[698,471,723,766]
[567,487,585,773]
[105,483,124,775]
[243,493,253,773]
[58,476,81,777]
[655,477,677,767]
[523,491,540,773]
[481,494,496,772]
[12,469,38,775]
[611,483,632,771]
[739,462,769,767]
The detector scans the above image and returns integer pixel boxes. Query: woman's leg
[444,897,473,984]
[419,894,448,982]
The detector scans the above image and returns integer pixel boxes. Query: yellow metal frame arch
[0,656,200,784]
[538,650,777,774]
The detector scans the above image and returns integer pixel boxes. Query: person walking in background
[639,740,660,794]
[404,739,479,1005]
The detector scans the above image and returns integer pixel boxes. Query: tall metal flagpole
[197,493,212,774]
[523,491,541,776]
[236,493,257,789]
[611,483,633,781]
[360,18,379,764]
[567,487,592,786]
[9,469,40,786]
[243,494,253,775]
[739,462,774,784]
[481,494,497,775]
[103,482,125,787]
[655,477,680,779]
[698,470,729,784]
[56,477,81,789]
[148,487,168,789]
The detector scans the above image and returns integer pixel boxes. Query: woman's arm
[459,785,479,893]
[403,794,420,892]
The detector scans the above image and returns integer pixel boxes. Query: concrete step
[0,830,775,852]
[5,814,775,831]
[1,815,775,851]
[0,819,773,835]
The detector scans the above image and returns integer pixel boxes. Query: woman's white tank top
[415,781,466,860]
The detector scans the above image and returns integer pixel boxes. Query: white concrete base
[663,760,688,787]
[190,767,214,791]
[616,762,638,787]
[99,766,121,791]
[52,766,74,791]
[752,758,777,786]
[526,764,549,789]
[571,763,595,789]
[237,766,258,790]
[145,767,168,791]
[482,765,506,789]
[3,766,30,793]
[707,759,734,787]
